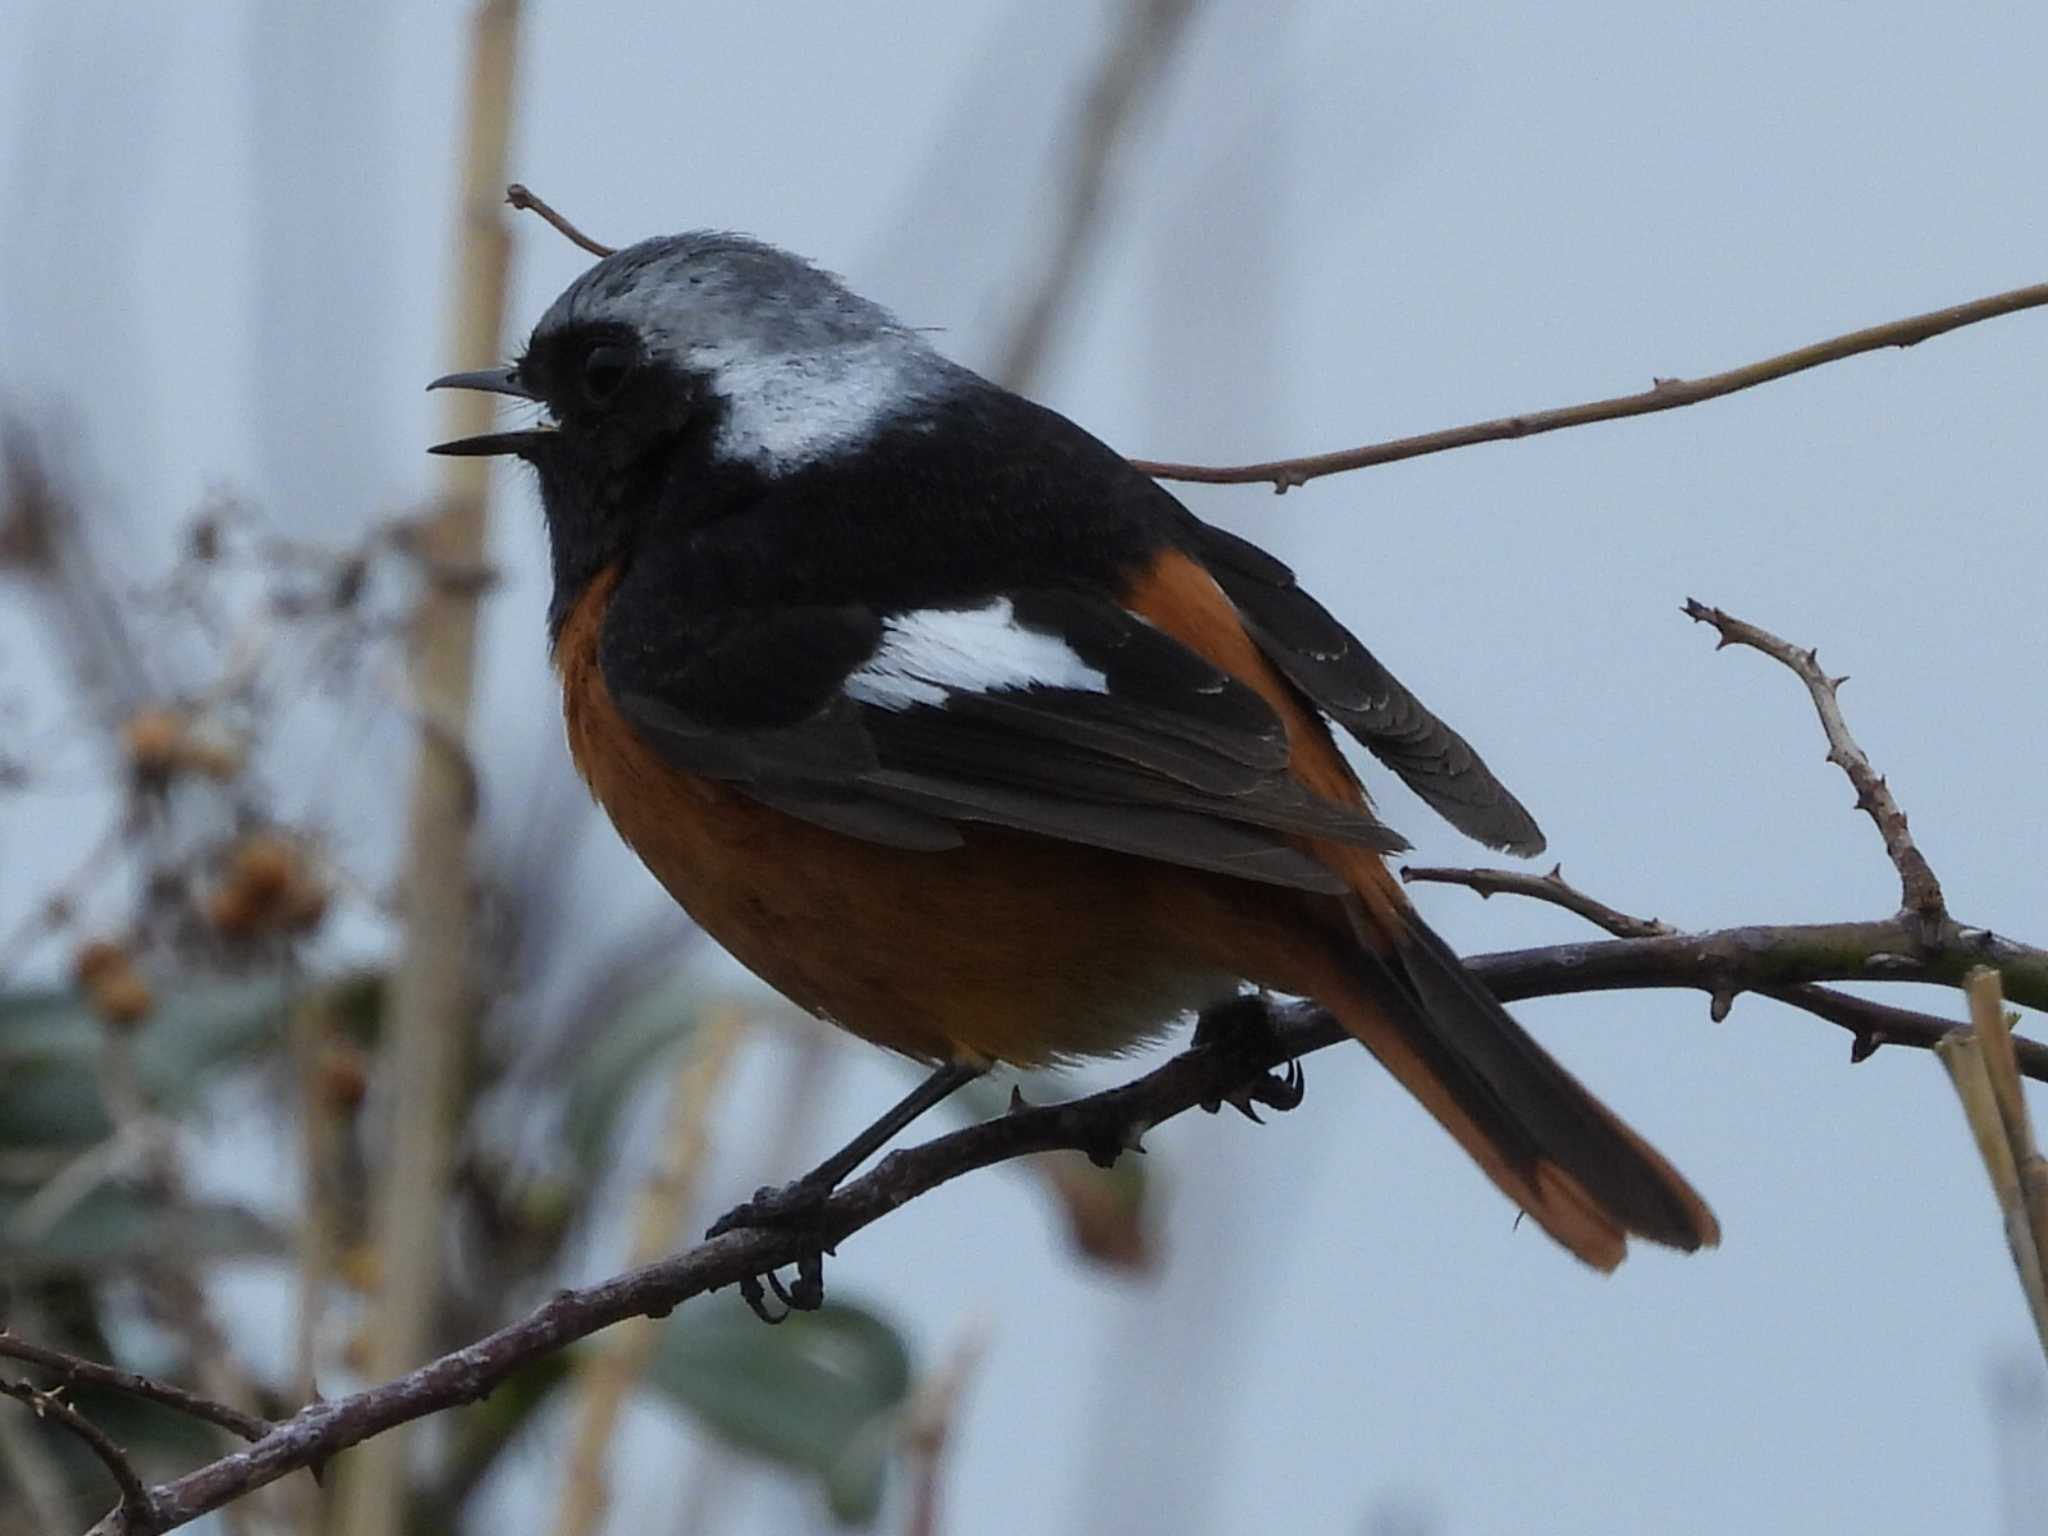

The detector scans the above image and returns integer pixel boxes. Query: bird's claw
[709,1181,834,1321]
[737,1249,825,1323]
[1192,995,1307,1121]
[1219,1056,1304,1121]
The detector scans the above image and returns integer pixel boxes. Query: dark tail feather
[1328,913,1719,1268]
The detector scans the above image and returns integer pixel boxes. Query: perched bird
[432,232,1717,1309]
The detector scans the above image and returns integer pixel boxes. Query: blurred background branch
[334,8,523,1536]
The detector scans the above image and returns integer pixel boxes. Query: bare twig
[1127,279,2048,490]
[1402,862,1995,1057]
[1471,920,2048,1038]
[0,1334,269,1443]
[0,1385,76,1536]
[994,0,1200,390]
[1,1377,157,1531]
[1403,862,1675,940]
[488,192,2045,498]
[338,8,524,1536]
[1684,599,1945,923]
[505,184,615,259]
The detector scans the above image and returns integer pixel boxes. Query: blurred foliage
[560,973,702,1178]
[0,1186,282,1281]
[0,979,289,1147]
[649,1295,915,1525]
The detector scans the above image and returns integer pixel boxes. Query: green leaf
[646,1294,913,1525]
[0,1185,283,1278]
[0,979,292,1151]
[560,975,702,1174]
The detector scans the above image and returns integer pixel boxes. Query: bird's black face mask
[429,321,720,635]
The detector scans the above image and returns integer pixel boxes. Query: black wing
[1183,520,1546,857]
[603,588,1407,894]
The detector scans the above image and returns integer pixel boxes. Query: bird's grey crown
[534,232,968,473]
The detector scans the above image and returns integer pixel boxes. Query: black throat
[534,388,767,645]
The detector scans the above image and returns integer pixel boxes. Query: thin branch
[1,1377,157,1532]
[1764,983,2000,1067]
[0,1383,76,1536]
[505,184,615,259]
[1403,862,1675,940]
[1404,863,2012,1060]
[1684,599,1945,923]
[489,192,2045,496]
[0,1333,270,1443]
[70,915,2048,1534]
[1471,920,2048,1029]
[1127,280,2048,490]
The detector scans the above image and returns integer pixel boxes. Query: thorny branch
[0,1333,270,1444]
[1403,862,1676,940]
[0,1377,157,1531]
[1682,599,1946,925]
[1127,280,2048,490]
[1412,599,2020,1065]
[1406,866,2046,1071]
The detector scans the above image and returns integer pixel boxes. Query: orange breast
[553,567,1265,1067]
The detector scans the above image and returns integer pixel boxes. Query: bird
[430,231,1718,1313]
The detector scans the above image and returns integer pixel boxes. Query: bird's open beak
[426,367,554,456]
[428,366,537,400]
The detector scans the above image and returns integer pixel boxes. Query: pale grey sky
[3,3,2045,1533]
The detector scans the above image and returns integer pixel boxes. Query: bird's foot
[1192,993,1307,1123]
[707,1176,835,1323]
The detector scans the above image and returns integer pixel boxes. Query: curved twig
[1403,862,1675,940]
[492,195,2046,499]
[1684,599,1945,923]
[504,184,615,259]
[1128,281,2048,490]
[0,1333,269,1445]
[1,1377,157,1531]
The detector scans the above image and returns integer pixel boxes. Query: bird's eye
[579,343,635,406]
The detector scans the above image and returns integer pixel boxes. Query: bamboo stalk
[1938,971,2048,1363]
[336,7,523,1536]
[553,1009,747,1536]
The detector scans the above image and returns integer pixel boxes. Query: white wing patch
[844,600,1110,711]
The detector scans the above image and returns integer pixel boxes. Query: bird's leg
[1192,993,1307,1123]
[709,1060,985,1320]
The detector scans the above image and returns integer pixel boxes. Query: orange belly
[552,570,1288,1066]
